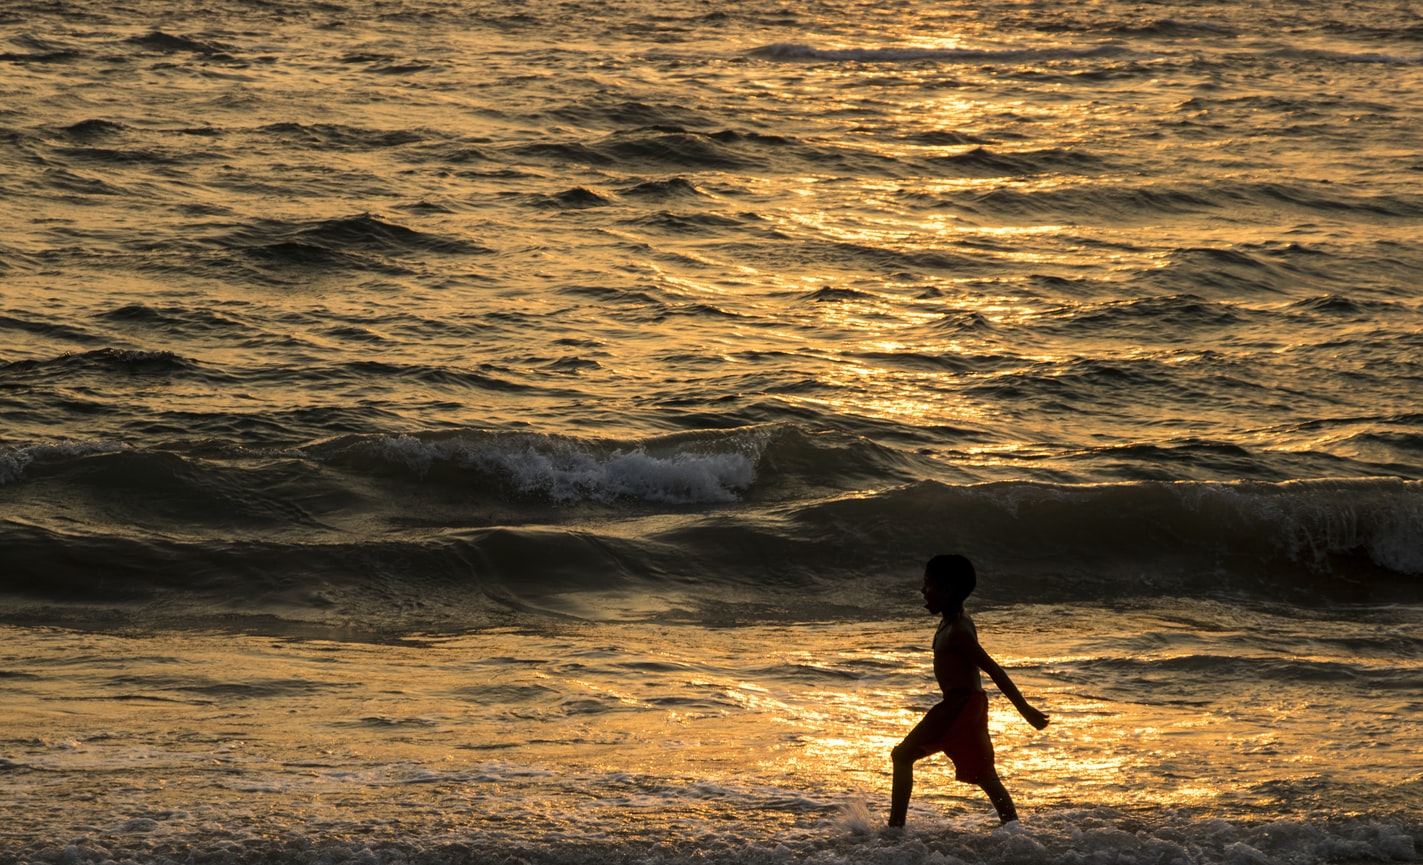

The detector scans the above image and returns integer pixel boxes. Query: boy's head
[923,554,976,611]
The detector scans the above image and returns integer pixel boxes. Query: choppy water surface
[2,0,1422,862]
[4,0,1422,478]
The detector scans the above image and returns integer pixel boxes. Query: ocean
[1,0,1420,862]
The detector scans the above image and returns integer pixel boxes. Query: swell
[748,43,1134,65]
[93,212,499,285]
[0,425,853,510]
[952,180,1423,222]
[779,478,1423,603]
[1051,653,1423,692]
[207,213,493,277]
[2,426,1420,630]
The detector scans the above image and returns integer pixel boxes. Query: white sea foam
[0,440,128,485]
[361,433,758,504]
[490,446,756,503]
[10,811,1416,865]
[833,798,879,835]
[1192,479,1423,575]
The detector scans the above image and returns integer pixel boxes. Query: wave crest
[316,429,767,505]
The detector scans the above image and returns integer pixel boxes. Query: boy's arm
[973,642,1050,730]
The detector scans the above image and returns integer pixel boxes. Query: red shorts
[897,690,995,783]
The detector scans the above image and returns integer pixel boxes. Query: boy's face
[921,572,949,614]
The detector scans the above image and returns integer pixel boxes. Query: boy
[888,554,1049,828]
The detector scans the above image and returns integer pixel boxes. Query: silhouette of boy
[888,554,1049,828]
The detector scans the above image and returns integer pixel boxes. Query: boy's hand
[1022,705,1050,730]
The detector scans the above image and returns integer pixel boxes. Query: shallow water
[2,600,1419,863]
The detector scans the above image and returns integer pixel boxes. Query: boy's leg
[888,702,957,827]
[888,743,917,827]
[977,770,1018,824]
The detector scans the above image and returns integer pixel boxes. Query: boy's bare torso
[933,613,985,697]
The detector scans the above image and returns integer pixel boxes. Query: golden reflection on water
[5,606,1414,841]
[783,365,987,426]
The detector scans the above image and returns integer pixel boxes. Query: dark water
[2,430,1420,630]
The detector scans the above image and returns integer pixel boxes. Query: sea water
[1,0,1420,862]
